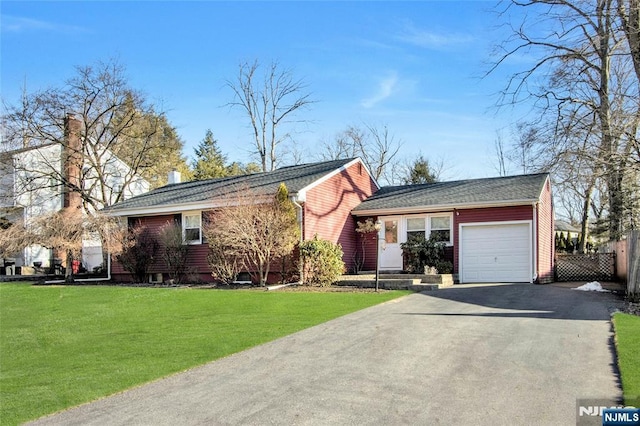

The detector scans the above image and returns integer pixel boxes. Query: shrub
[201,184,299,286]
[157,221,189,283]
[299,235,345,287]
[116,225,159,283]
[206,237,246,285]
[400,234,449,274]
[433,260,453,274]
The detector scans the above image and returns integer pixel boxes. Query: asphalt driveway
[29,283,623,426]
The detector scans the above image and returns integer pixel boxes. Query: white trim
[296,158,380,202]
[107,158,377,217]
[353,200,538,217]
[182,211,202,245]
[458,220,533,283]
[107,194,274,218]
[532,204,538,281]
[375,213,454,270]
[377,216,404,270]
[108,202,213,217]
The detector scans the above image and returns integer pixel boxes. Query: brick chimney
[63,113,83,211]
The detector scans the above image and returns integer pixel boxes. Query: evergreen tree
[192,130,228,180]
[225,161,261,176]
[404,155,438,184]
[113,92,192,189]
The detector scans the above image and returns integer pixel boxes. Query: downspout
[532,203,538,283]
[291,196,304,284]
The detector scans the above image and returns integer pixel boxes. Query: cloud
[361,72,399,109]
[1,15,86,34]
[396,23,473,50]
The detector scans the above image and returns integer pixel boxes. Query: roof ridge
[104,157,362,213]
[379,172,549,191]
[353,172,549,213]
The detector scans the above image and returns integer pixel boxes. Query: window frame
[406,217,426,241]
[403,213,453,246]
[428,214,452,245]
[182,211,202,245]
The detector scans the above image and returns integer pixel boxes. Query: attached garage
[459,222,532,283]
[352,173,555,284]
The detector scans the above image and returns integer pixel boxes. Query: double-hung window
[183,212,202,244]
[406,218,426,241]
[429,216,451,244]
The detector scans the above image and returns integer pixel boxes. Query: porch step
[335,274,452,291]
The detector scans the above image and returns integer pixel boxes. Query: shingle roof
[104,158,357,213]
[352,173,549,214]
[555,220,580,233]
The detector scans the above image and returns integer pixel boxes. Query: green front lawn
[0,283,408,425]
[613,312,640,406]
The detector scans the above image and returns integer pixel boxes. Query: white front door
[379,218,403,270]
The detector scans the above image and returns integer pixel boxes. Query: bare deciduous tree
[493,131,511,176]
[490,0,640,241]
[203,183,300,286]
[157,221,190,284]
[0,210,125,279]
[115,222,159,283]
[225,60,314,172]
[1,59,189,214]
[320,123,402,184]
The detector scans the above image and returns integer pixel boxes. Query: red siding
[111,215,212,283]
[536,178,554,283]
[111,161,378,283]
[453,206,534,275]
[303,161,378,273]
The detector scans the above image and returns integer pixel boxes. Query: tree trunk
[579,184,594,253]
[608,168,625,241]
[64,249,75,282]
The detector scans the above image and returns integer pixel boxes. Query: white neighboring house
[0,141,149,271]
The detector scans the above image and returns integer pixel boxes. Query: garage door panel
[461,223,532,283]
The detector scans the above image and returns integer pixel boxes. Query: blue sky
[1,1,530,180]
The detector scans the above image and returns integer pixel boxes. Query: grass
[0,282,408,425]
[613,312,640,407]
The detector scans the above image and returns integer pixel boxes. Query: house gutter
[532,202,538,283]
[352,199,540,217]
[105,194,275,218]
[291,196,304,284]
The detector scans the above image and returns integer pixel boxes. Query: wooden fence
[627,230,639,298]
[600,231,639,298]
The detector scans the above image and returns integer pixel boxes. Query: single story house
[352,173,554,283]
[103,158,379,282]
[104,158,554,284]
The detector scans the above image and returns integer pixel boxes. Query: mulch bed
[271,285,390,293]
[28,280,388,293]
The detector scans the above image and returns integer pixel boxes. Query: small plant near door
[400,234,452,274]
[354,218,379,272]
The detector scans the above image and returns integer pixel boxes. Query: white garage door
[460,223,532,283]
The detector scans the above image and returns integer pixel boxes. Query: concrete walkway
[28,283,623,426]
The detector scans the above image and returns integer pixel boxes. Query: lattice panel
[555,253,616,282]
